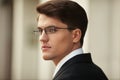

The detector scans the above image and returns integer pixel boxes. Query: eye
[38,28,43,34]
[46,26,57,33]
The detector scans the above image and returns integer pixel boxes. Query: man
[35,0,108,80]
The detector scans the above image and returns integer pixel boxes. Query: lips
[41,45,51,51]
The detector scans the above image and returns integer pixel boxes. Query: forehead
[37,14,67,28]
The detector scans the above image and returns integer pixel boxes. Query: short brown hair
[36,0,88,47]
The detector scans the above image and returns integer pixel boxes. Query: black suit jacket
[53,53,108,80]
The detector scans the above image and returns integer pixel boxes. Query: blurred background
[0,0,120,80]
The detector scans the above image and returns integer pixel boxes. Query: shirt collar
[53,48,83,77]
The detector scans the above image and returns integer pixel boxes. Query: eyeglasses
[34,26,74,35]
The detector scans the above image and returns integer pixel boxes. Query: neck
[53,43,81,66]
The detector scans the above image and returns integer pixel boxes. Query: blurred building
[0,0,12,80]
[0,0,120,80]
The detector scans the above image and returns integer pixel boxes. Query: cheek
[50,34,73,53]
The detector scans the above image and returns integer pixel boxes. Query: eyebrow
[37,25,57,29]
[37,27,42,29]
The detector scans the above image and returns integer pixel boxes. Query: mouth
[41,45,51,51]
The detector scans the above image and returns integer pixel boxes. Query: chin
[42,55,52,60]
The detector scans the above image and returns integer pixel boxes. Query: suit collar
[53,48,83,77]
[53,53,93,80]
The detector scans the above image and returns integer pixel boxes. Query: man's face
[37,14,78,64]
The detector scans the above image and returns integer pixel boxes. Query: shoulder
[53,54,108,80]
[59,54,108,80]
[57,62,108,80]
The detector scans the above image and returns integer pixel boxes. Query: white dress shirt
[53,48,83,78]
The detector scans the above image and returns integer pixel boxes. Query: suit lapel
[53,53,92,80]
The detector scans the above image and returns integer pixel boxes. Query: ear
[72,29,81,43]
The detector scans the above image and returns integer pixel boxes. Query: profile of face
[37,14,81,64]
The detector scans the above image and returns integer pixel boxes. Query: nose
[39,30,49,42]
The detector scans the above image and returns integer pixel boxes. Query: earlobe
[72,29,81,43]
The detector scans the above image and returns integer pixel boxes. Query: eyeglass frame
[33,25,76,35]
